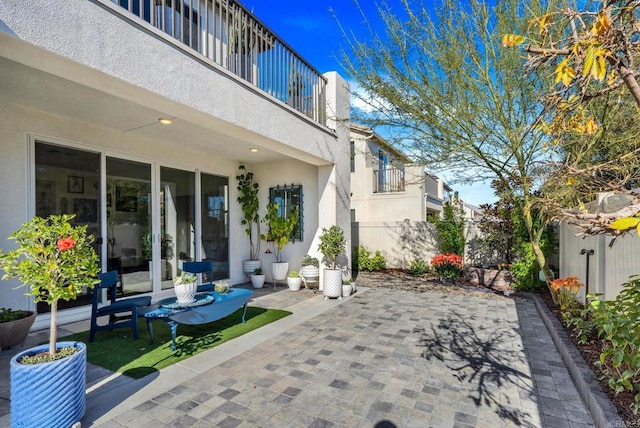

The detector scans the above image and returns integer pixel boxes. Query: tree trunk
[531,241,558,304]
[49,301,57,355]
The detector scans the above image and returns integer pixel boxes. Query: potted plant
[0,214,100,427]
[317,225,346,300]
[342,278,353,297]
[262,202,299,282]
[174,271,197,304]
[0,307,36,351]
[250,267,266,289]
[236,165,262,277]
[300,255,320,285]
[287,271,302,291]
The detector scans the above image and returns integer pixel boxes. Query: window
[350,140,355,172]
[269,184,303,241]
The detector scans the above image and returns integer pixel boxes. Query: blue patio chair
[89,270,151,342]
[181,260,214,292]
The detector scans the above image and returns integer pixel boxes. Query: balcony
[373,168,405,193]
[105,0,327,125]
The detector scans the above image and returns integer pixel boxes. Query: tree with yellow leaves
[504,1,640,243]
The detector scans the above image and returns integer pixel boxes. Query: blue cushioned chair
[181,260,214,292]
[89,270,151,342]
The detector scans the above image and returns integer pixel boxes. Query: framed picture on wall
[73,198,97,223]
[68,176,84,194]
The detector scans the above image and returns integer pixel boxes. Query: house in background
[0,0,351,330]
[349,123,459,267]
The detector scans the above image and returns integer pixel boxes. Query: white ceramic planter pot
[342,284,352,297]
[323,269,343,299]
[251,274,266,289]
[287,277,302,291]
[300,265,319,281]
[271,262,289,281]
[243,260,262,278]
[174,282,197,304]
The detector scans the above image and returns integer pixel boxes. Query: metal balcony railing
[105,0,327,125]
[373,168,405,193]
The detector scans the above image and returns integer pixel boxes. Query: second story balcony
[106,0,327,125]
[374,168,405,193]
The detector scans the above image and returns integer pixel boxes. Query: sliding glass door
[201,173,229,280]
[34,141,101,312]
[106,158,152,295]
[160,166,195,290]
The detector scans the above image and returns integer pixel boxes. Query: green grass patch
[62,307,290,378]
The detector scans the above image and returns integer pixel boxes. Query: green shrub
[355,245,387,272]
[408,258,429,275]
[509,243,544,291]
[591,275,640,414]
[369,251,387,271]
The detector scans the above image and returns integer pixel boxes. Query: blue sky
[242,0,497,207]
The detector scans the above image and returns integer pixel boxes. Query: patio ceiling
[0,53,321,165]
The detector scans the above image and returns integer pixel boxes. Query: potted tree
[287,271,302,291]
[236,165,262,277]
[0,214,100,427]
[262,202,299,282]
[317,225,347,300]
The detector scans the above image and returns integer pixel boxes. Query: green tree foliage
[339,0,562,298]
[430,202,466,256]
[504,1,640,240]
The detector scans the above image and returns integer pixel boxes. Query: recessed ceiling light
[249,148,259,152]
[158,118,173,125]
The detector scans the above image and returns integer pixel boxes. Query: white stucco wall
[0,1,352,328]
[0,0,337,161]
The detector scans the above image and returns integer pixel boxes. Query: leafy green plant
[0,308,32,323]
[369,251,387,271]
[288,271,300,278]
[252,267,263,275]
[591,275,640,414]
[261,203,299,263]
[175,271,197,285]
[0,214,100,357]
[509,243,544,291]
[430,202,465,256]
[318,226,346,269]
[236,165,261,260]
[355,245,387,272]
[300,255,319,268]
[408,258,429,275]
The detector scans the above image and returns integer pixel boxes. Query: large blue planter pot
[10,341,86,428]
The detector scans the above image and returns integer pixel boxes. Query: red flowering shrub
[430,253,463,280]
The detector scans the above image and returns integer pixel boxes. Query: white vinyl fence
[559,222,640,302]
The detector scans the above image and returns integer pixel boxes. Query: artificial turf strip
[61,307,291,378]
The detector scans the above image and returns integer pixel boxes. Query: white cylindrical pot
[323,269,342,299]
[243,260,262,277]
[271,262,289,281]
[342,284,352,297]
[251,274,265,289]
[287,277,302,291]
[175,282,197,304]
[300,265,319,281]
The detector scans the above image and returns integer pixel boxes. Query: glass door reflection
[106,158,152,296]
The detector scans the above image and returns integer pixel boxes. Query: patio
[0,281,614,427]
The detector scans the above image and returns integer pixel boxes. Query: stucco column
[316,72,350,289]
